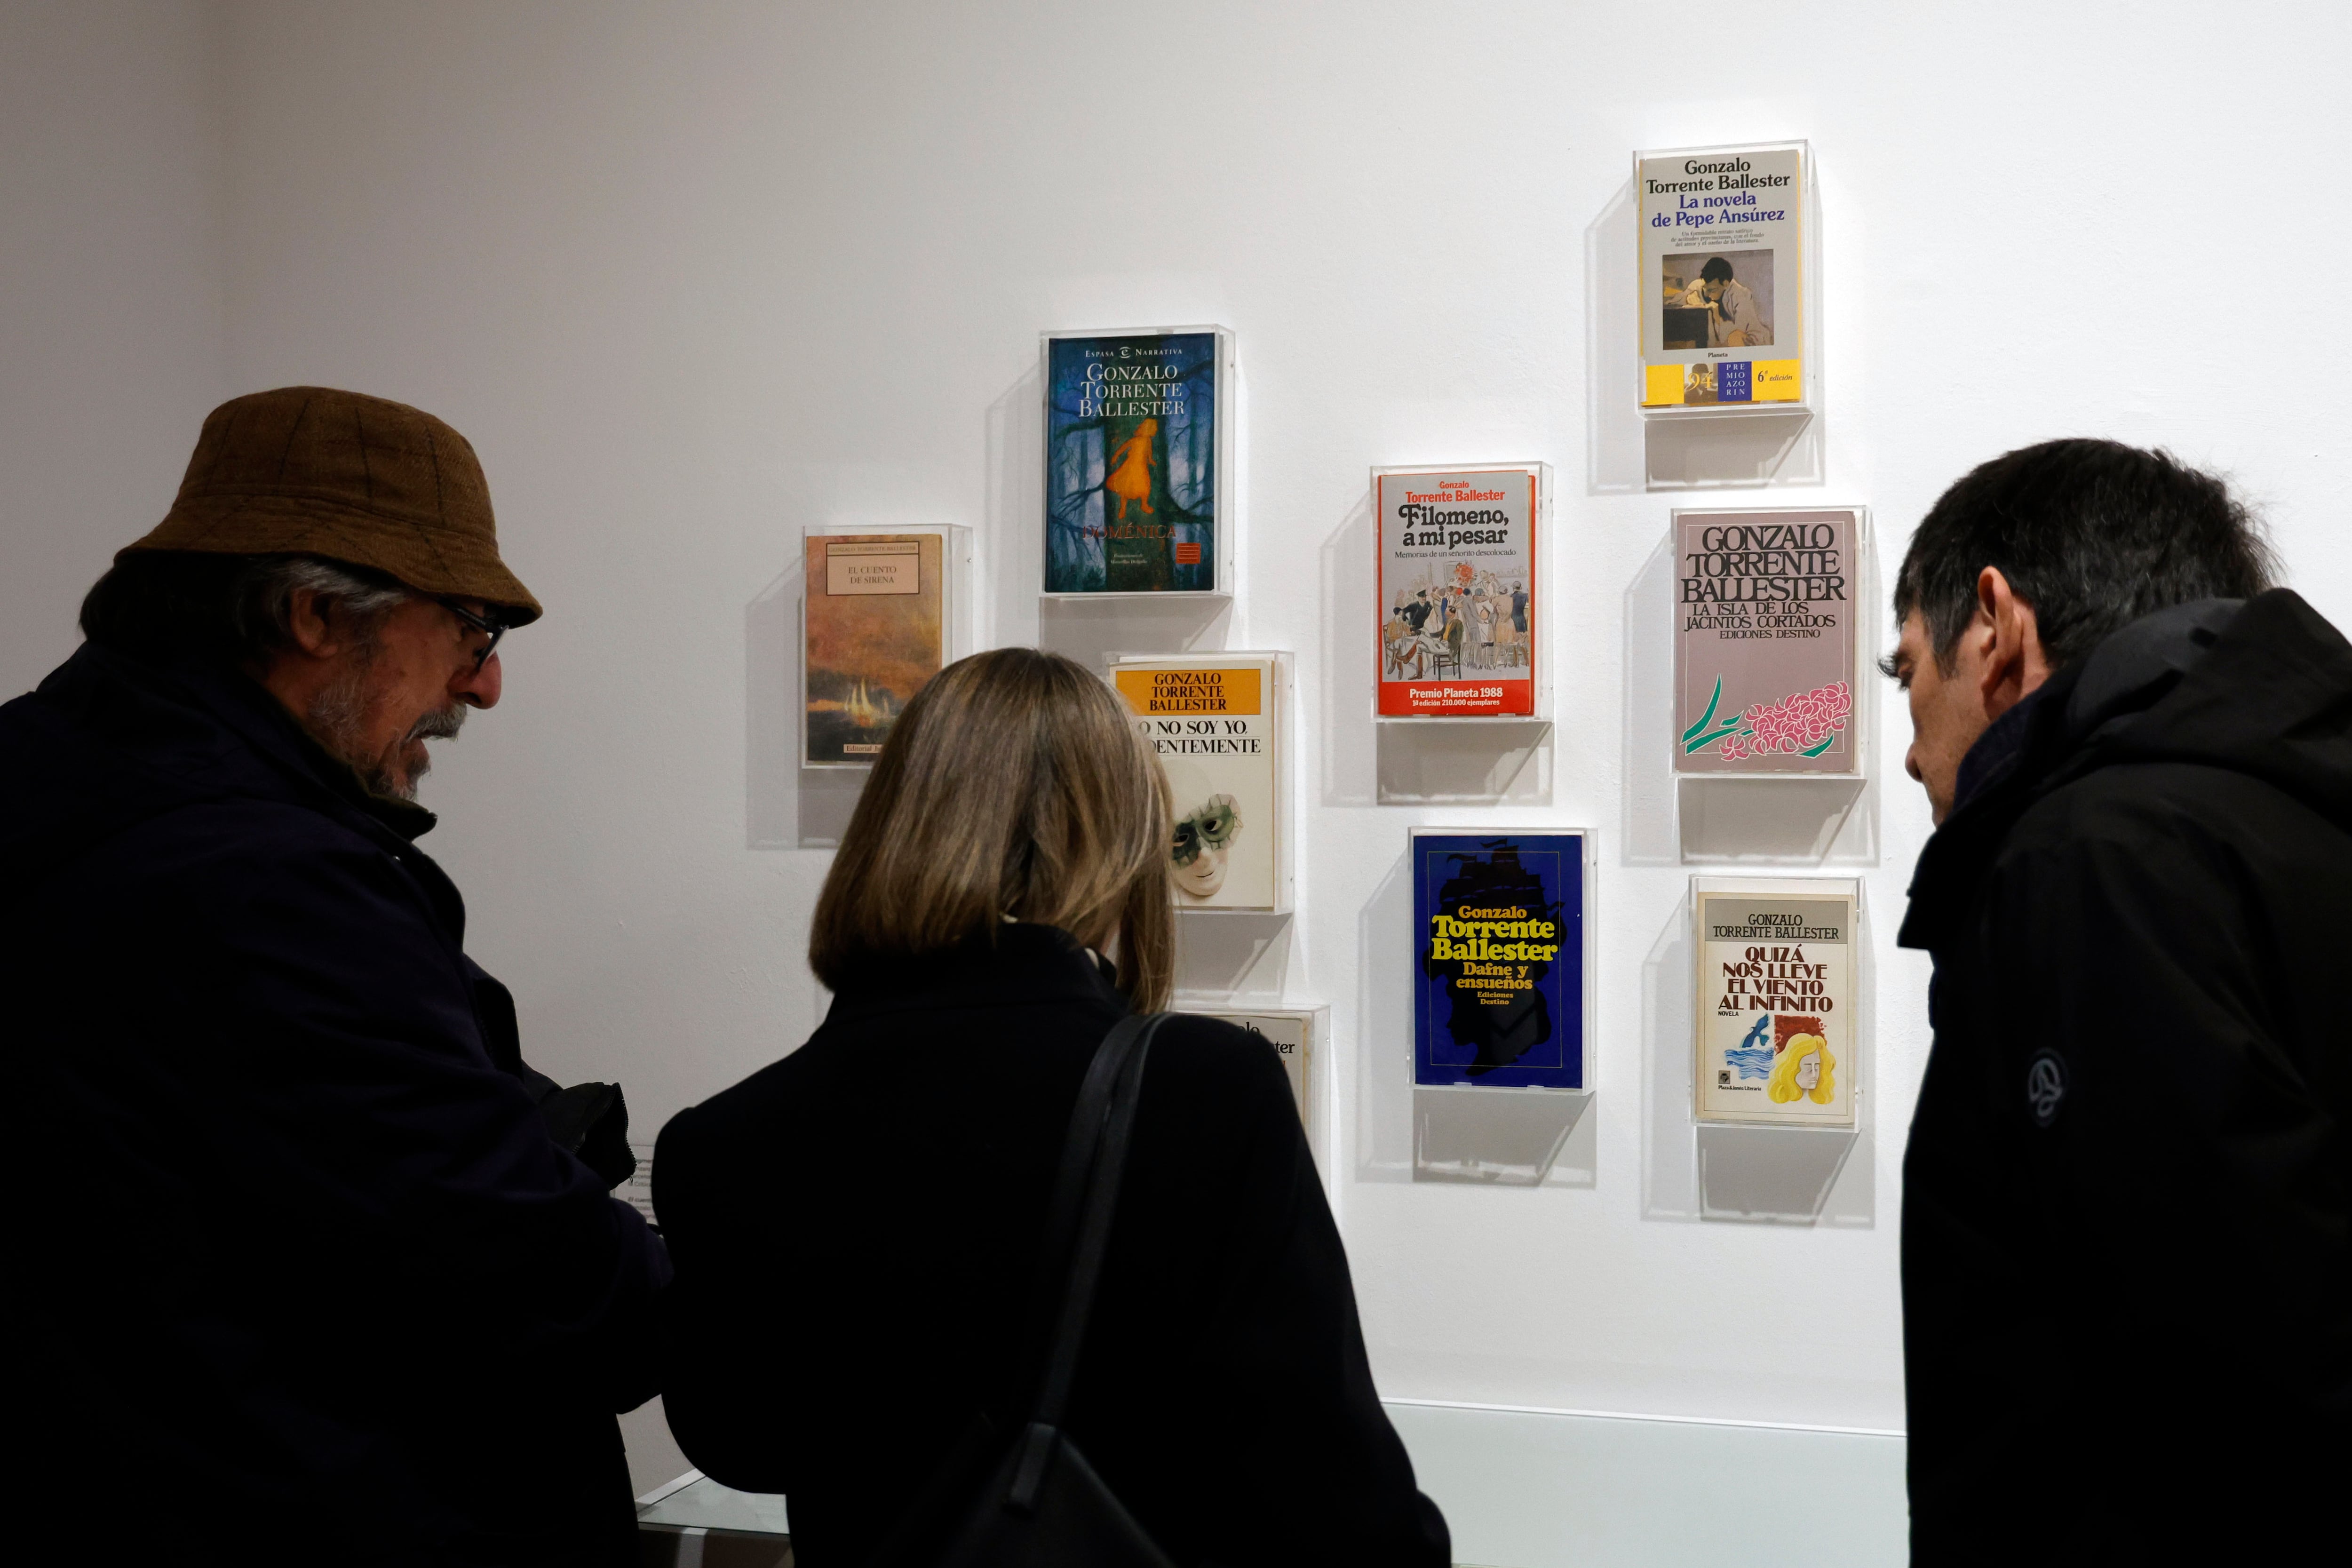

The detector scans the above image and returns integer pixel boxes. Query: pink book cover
[1674,508,1858,774]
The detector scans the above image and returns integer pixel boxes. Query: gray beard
[306,656,466,802]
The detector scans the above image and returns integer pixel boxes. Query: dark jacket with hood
[655,922,1450,1568]
[1899,589,2352,1563]
[0,643,669,1566]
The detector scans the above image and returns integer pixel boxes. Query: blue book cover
[1412,831,1588,1089]
[1044,330,1219,593]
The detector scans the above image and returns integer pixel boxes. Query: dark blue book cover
[1412,831,1588,1089]
[1045,331,1219,593]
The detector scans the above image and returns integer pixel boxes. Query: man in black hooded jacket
[1888,438,2351,1563]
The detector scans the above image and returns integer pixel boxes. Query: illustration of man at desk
[1677,255,1773,347]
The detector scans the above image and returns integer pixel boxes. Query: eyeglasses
[434,597,507,671]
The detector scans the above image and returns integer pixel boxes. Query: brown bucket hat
[123,386,543,625]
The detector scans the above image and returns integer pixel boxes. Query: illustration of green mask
[1171,794,1241,867]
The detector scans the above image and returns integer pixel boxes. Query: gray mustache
[407,704,467,744]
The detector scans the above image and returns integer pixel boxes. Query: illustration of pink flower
[1693,680,1851,762]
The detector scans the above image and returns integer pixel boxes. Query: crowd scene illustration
[1384,568,1531,680]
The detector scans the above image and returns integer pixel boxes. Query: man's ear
[282,587,342,660]
[1975,567,2052,716]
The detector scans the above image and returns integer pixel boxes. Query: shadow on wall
[746,560,866,850]
[1583,178,1822,494]
[1379,723,1552,808]
[1320,494,1376,806]
[985,364,1044,651]
[1357,848,1414,1183]
[1174,911,1293,1000]
[1037,596,1231,668]
[745,568,797,850]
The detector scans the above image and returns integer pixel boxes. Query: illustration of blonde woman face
[1766,1032,1836,1105]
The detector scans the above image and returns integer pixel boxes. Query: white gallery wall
[9,0,2352,1462]
[1,1,224,684]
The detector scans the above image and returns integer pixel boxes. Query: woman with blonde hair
[655,648,1447,1568]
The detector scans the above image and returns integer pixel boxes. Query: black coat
[654,923,1449,1568]
[1898,590,2352,1563]
[0,645,669,1567]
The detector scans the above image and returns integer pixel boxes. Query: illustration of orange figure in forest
[1104,417,1158,523]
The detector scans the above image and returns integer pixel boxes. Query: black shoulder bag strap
[875,1010,1180,1568]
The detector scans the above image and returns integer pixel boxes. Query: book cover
[1637,143,1806,410]
[1376,466,1541,718]
[1045,330,1222,594]
[1195,1009,1315,1121]
[1111,654,1281,910]
[1411,831,1588,1090]
[802,533,945,767]
[1674,508,1858,774]
[1693,882,1856,1126]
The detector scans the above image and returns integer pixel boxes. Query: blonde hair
[808,647,1175,1010]
[1767,1033,1837,1105]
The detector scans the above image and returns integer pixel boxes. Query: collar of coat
[36,641,439,853]
[1896,589,2352,952]
[186,652,441,843]
[820,922,1128,1027]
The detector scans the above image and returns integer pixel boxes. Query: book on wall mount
[1692,877,1858,1127]
[1043,326,1235,596]
[801,530,952,768]
[1673,507,1863,776]
[1410,828,1591,1090]
[1374,463,1549,720]
[1637,140,1812,414]
[1109,652,1289,913]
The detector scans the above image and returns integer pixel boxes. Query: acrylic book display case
[1041,325,1239,603]
[799,524,974,772]
[1635,139,1820,420]
[1372,462,1552,725]
[1107,649,1294,917]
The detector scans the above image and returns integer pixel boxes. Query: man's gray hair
[238,557,412,653]
[79,550,417,668]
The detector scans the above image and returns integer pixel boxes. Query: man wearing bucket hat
[1,388,667,1565]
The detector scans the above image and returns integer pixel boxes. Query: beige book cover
[1110,654,1281,910]
[1694,881,1857,1126]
